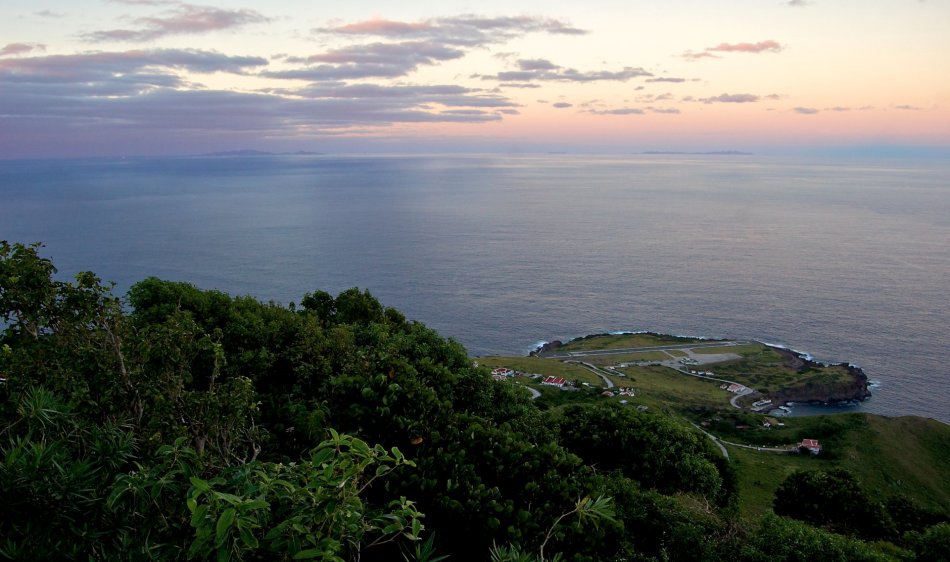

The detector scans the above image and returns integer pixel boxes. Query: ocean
[1,154,947,422]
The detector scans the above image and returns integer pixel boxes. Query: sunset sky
[2,0,948,157]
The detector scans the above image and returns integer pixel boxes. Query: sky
[1,0,949,157]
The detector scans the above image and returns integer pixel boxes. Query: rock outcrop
[767,348,871,406]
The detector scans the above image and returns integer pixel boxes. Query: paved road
[690,422,729,459]
[718,439,794,453]
[573,362,616,388]
[518,384,542,400]
[541,340,752,359]
[730,387,754,408]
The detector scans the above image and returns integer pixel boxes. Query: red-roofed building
[541,376,567,387]
[799,439,822,454]
[491,367,515,377]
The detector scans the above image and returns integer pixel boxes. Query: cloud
[645,77,686,83]
[785,0,809,6]
[894,104,923,110]
[0,46,523,157]
[0,43,46,57]
[827,106,850,112]
[317,15,586,47]
[635,93,673,103]
[518,58,560,71]
[682,39,783,61]
[269,41,466,81]
[285,83,518,109]
[588,107,644,115]
[793,106,819,114]
[552,102,572,108]
[680,51,719,61]
[647,107,680,114]
[698,93,760,103]
[483,58,651,83]
[0,83,510,158]
[0,49,267,83]
[707,40,783,54]
[283,17,587,83]
[83,2,269,42]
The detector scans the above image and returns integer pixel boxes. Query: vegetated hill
[1,241,948,562]
[843,415,950,511]
[476,351,950,519]
[727,413,950,518]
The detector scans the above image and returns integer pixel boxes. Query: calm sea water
[1,154,948,422]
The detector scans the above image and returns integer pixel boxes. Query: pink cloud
[682,40,783,61]
[699,93,760,103]
[707,40,783,54]
[680,51,719,61]
[0,43,46,57]
[332,19,436,36]
[318,15,585,47]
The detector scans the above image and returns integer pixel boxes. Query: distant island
[640,150,753,155]
[199,149,324,157]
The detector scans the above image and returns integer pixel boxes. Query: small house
[541,376,567,387]
[799,439,822,455]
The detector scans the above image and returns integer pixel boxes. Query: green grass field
[557,333,702,352]
[701,347,854,393]
[581,350,671,365]
[477,356,606,387]
[616,365,733,412]
[690,343,765,355]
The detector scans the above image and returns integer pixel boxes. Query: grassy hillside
[730,413,950,517]
[479,352,950,520]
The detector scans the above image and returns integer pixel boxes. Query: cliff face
[768,352,872,405]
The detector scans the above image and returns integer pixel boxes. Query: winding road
[572,361,616,389]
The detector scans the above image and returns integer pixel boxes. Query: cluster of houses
[601,388,636,398]
[490,367,516,381]
[690,369,715,376]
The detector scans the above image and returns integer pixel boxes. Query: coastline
[524,330,873,413]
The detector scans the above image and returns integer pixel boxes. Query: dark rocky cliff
[767,348,872,405]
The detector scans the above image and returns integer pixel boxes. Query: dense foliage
[0,241,945,561]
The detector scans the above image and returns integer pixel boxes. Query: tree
[773,468,895,541]
[185,429,425,562]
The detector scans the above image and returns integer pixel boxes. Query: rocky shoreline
[764,347,872,407]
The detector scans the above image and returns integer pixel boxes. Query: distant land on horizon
[199,150,325,157]
[640,150,753,156]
